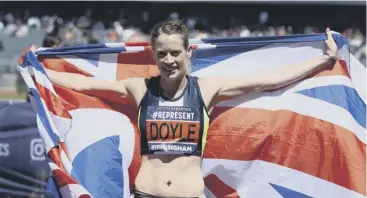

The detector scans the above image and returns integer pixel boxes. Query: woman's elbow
[258,79,283,92]
[262,78,296,91]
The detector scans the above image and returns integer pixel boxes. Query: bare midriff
[134,154,204,197]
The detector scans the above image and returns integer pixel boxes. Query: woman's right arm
[31,45,146,102]
[45,68,135,99]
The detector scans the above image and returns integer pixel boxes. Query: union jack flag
[18,32,366,198]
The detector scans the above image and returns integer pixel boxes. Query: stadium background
[0,1,365,197]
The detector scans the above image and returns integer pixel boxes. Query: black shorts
[133,190,159,198]
[133,189,199,198]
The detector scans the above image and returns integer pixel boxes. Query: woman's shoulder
[194,76,212,87]
[124,76,159,87]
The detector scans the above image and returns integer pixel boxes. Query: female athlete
[33,20,337,198]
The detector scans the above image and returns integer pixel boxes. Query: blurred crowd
[0,6,365,64]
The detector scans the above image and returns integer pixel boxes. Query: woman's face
[153,33,192,80]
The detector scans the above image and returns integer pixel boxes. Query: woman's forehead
[154,34,185,50]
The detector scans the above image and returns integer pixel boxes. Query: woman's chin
[161,70,181,79]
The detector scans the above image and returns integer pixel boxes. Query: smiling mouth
[163,67,176,73]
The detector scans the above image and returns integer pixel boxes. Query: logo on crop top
[146,106,200,153]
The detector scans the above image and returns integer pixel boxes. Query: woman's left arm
[201,28,338,109]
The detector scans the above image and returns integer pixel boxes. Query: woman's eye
[171,51,180,57]
[157,52,166,58]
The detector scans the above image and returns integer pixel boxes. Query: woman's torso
[133,76,209,197]
[135,155,204,197]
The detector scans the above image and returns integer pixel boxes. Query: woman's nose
[164,54,175,64]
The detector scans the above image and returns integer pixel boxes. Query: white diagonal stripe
[202,159,365,198]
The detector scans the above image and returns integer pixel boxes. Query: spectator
[15,19,28,37]
[42,34,61,48]
[27,16,41,29]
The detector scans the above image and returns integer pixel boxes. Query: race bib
[145,106,200,154]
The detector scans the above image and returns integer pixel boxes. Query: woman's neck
[159,75,187,100]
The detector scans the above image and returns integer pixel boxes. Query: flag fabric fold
[18,32,366,198]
